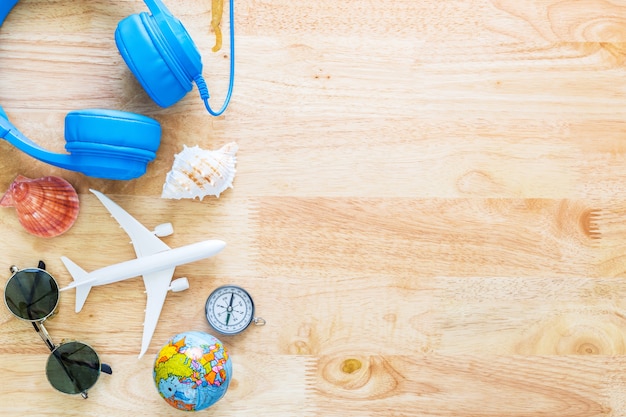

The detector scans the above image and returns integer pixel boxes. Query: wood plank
[255,198,603,279]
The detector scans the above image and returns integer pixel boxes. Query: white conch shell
[161,142,238,200]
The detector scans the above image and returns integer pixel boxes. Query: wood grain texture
[2,0,626,415]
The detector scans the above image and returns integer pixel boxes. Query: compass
[205,285,265,335]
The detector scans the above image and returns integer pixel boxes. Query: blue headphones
[0,0,235,180]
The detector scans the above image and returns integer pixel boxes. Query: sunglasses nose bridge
[33,321,56,352]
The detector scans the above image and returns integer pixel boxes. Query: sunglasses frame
[4,261,112,399]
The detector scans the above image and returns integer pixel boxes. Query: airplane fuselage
[65,240,225,289]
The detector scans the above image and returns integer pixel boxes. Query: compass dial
[205,285,255,335]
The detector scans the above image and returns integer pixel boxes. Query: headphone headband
[0,0,19,27]
[144,0,172,17]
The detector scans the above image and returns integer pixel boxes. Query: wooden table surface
[2,0,626,415]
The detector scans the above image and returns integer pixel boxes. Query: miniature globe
[153,331,232,411]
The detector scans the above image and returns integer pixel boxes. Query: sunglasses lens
[4,268,59,321]
[46,341,101,395]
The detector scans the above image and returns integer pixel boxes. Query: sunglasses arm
[32,321,56,352]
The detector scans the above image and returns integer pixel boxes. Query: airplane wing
[90,189,174,358]
[138,267,175,358]
[90,189,170,257]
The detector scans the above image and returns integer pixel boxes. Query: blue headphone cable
[195,0,235,116]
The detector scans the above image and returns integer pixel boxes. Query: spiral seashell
[0,175,80,238]
[161,142,238,200]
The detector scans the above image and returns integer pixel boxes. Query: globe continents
[154,331,232,411]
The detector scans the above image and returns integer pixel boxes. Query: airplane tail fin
[60,256,93,313]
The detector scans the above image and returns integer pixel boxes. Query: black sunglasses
[3,261,112,398]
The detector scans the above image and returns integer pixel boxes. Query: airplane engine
[169,277,190,292]
[153,223,174,237]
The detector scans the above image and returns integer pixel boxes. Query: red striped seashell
[0,175,80,238]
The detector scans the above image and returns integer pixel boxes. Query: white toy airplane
[59,189,226,358]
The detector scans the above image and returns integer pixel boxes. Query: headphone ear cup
[115,12,199,108]
[64,109,161,152]
[63,109,162,180]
